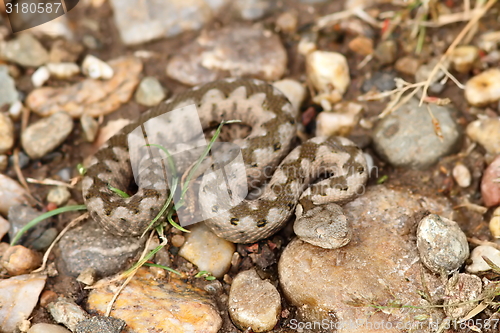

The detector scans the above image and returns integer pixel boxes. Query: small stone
[58,220,145,277]
[47,186,71,206]
[489,207,500,238]
[481,155,500,207]
[8,204,50,248]
[22,111,74,159]
[395,56,420,76]
[80,115,99,143]
[306,51,350,107]
[82,55,114,80]
[272,79,305,114]
[478,31,500,52]
[361,70,396,93]
[179,223,235,278]
[1,245,42,275]
[48,298,90,332]
[39,290,58,307]
[0,65,19,108]
[49,39,84,63]
[135,76,166,106]
[450,45,479,73]
[28,323,71,333]
[47,63,80,79]
[170,234,185,248]
[348,36,373,56]
[87,268,222,333]
[374,40,397,65]
[465,68,500,106]
[452,163,471,188]
[8,100,23,120]
[26,56,142,118]
[466,118,500,155]
[76,316,126,333]
[76,267,97,286]
[444,273,482,319]
[373,98,461,169]
[0,274,47,333]
[234,0,276,20]
[276,11,298,33]
[0,177,29,216]
[0,112,14,154]
[417,214,469,275]
[467,245,500,273]
[297,31,317,56]
[415,58,449,92]
[0,155,7,172]
[31,227,58,251]
[0,215,8,240]
[31,66,50,87]
[167,26,286,86]
[9,150,30,169]
[315,102,363,137]
[0,33,49,67]
[228,269,281,332]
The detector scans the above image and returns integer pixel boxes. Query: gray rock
[48,298,89,332]
[8,150,30,169]
[47,186,71,206]
[58,219,145,277]
[21,111,74,159]
[0,112,14,155]
[167,26,287,86]
[8,204,51,247]
[372,98,462,169]
[361,71,396,93]
[0,175,29,216]
[109,0,213,45]
[76,316,126,333]
[135,76,166,106]
[30,227,58,251]
[0,33,49,67]
[234,0,276,20]
[229,269,281,332]
[0,65,18,108]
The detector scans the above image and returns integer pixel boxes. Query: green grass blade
[143,262,181,275]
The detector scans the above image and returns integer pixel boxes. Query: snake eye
[358,166,365,174]
[230,218,239,225]
[273,142,281,151]
[257,219,267,227]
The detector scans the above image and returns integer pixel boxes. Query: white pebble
[28,323,71,333]
[31,66,50,87]
[466,245,500,273]
[315,102,362,136]
[464,68,500,106]
[452,163,471,188]
[47,62,80,79]
[82,55,114,79]
[8,101,23,120]
[450,45,478,73]
[272,79,306,114]
[489,207,500,238]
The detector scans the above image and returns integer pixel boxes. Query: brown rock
[481,155,500,207]
[348,36,373,56]
[1,245,42,275]
[395,56,419,76]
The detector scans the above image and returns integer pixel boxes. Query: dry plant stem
[419,0,498,106]
[33,212,89,273]
[467,237,500,250]
[26,177,75,188]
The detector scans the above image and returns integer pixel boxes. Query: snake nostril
[257,219,267,227]
[230,218,239,225]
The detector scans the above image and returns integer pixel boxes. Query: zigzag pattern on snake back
[82,78,368,248]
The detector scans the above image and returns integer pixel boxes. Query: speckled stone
[28,323,71,333]
[0,33,49,67]
[87,268,222,333]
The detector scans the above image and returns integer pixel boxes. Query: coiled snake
[82,78,368,249]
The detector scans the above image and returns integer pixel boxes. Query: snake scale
[82,78,368,248]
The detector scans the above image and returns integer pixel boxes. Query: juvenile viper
[82,78,368,248]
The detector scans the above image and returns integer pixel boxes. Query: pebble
[31,66,50,87]
[467,245,500,273]
[373,40,397,65]
[30,16,73,40]
[179,223,235,278]
[47,63,80,79]
[395,56,420,76]
[30,227,58,251]
[0,215,9,240]
[8,204,50,247]
[76,267,97,286]
[306,51,350,108]
[417,214,469,275]
[8,100,23,120]
[489,207,500,238]
[450,45,479,73]
[466,117,500,155]
[110,0,213,45]
[26,56,143,118]
[0,65,19,108]
[81,55,114,80]
[0,177,28,216]
[167,26,286,86]
[452,163,471,188]
[481,155,500,207]
[49,40,84,63]
[348,35,373,56]
[228,269,281,332]
[28,323,72,333]
[234,0,276,20]
[361,70,396,93]
[21,111,74,159]
[0,112,14,154]
[444,273,482,319]
[58,219,145,277]
[275,11,298,33]
[135,76,166,106]
[47,186,71,206]
[478,31,500,52]
[297,31,317,56]
[170,234,185,248]
[0,33,49,67]
[1,245,42,275]
[465,68,500,106]
[48,298,89,332]
[415,58,448,94]
[87,268,222,333]
[0,273,47,333]
[372,98,461,169]
[76,316,126,333]
[9,150,30,169]
[272,79,306,114]
[315,101,363,137]
[278,185,448,328]
[80,115,99,143]
[28,323,71,333]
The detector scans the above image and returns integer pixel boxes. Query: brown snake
[82,78,368,248]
